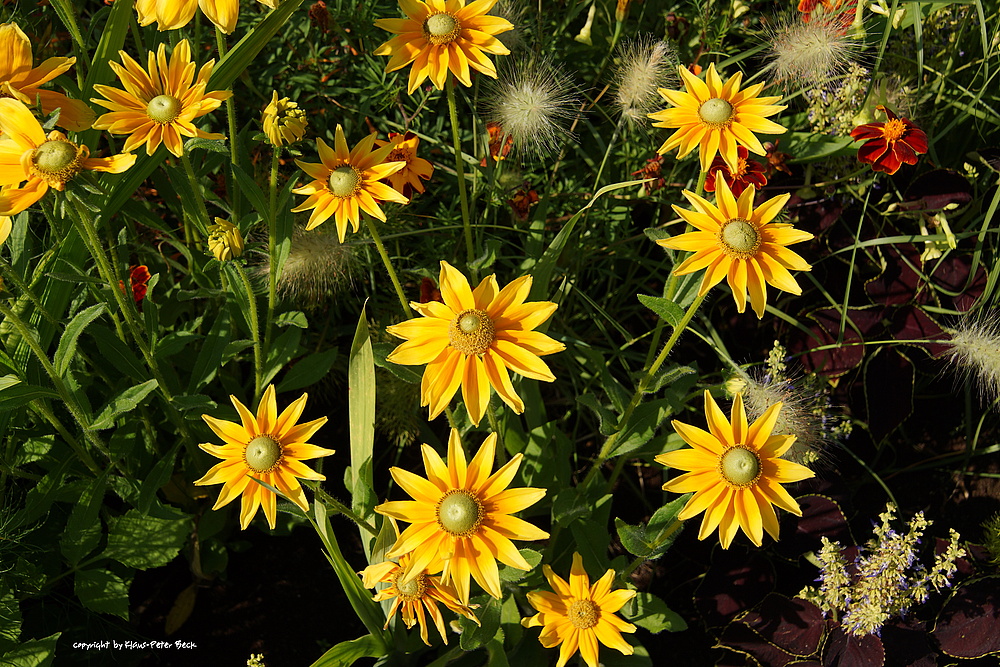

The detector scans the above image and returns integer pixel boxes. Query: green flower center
[244,435,283,473]
[698,97,734,126]
[393,570,427,601]
[328,166,362,198]
[448,309,495,355]
[32,140,78,173]
[719,446,761,487]
[424,12,460,45]
[436,489,485,537]
[568,599,600,629]
[146,94,182,124]
[718,218,761,259]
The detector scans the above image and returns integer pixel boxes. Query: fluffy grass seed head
[482,57,578,158]
[767,13,861,83]
[256,224,357,309]
[613,37,678,126]
[945,314,1000,405]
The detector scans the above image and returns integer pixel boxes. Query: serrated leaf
[54,303,107,377]
[138,447,178,514]
[75,569,130,619]
[90,379,158,430]
[637,294,684,328]
[0,632,60,667]
[104,508,189,570]
[60,475,106,565]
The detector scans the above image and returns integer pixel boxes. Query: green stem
[264,149,281,358]
[231,261,263,403]
[583,292,708,487]
[180,151,211,240]
[593,117,626,191]
[364,215,412,318]
[0,301,103,474]
[215,27,242,221]
[446,75,476,270]
[313,486,378,536]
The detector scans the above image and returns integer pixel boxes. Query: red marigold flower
[119,265,151,306]
[850,105,928,175]
[705,146,768,197]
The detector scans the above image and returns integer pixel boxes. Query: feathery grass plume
[489,0,527,51]
[481,56,578,158]
[257,225,357,309]
[982,512,1000,565]
[727,341,849,467]
[944,314,1000,405]
[767,13,860,83]
[613,36,678,127]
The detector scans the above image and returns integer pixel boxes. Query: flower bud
[262,91,307,147]
[207,218,244,261]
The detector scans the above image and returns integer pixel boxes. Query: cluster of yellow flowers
[0,1,822,663]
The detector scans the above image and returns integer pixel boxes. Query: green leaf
[0,582,21,648]
[459,595,502,651]
[276,348,338,393]
[577,393,618,436]
[88,325,148,382]
[81,0,131,95]
[624,592,688,634]
[499,549,542,582]
[308,635,386,667]
[0,632,60,667]
[54,303,107,377]
[60,474,107,565]
[188,309,231,393]
[230,162,269,221]
[372,342,423,384]
[0,377,58,410]
[261,326,302,388]
[637,294,684,328]
[90,379,158,430]
[275,310,308,328]
[614,494,689,560]
[138,447,178,514]
[104,508,189,570]
[611,398,673,458]
[74,569,130,620]
[349,307,376,560]
[185,137,229,154]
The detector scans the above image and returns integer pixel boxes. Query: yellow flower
[375,428,548,605]
[374,0,514,94]
[0,22,94,132]
[648,63,786,172]
[261,91,308,147]
[361,529,479,645]
[207,217,245,261]
[658,178,812,318]
[656,390,815,549]
[194,385,334,530]
[521,552,637,667]
[386,260,564,426]
[0,99,135,216]
[91,40,232,158]
[134,0,258,34]
[291,125,409,240]
[374,131,434,197]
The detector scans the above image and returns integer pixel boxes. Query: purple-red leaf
[824,627,885,667]
[741,594,828,657]
[933,576,1000,658]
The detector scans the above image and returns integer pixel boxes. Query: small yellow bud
[261,91,307,147]
[207,218,244,262]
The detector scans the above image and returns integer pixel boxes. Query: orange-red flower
[850,105,928,175]
[705,146,768,197]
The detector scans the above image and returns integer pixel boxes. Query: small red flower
[631,155,666,194]
[704,145,768,197]
[480,121,513,167]
[507,185,539,222]
[119,265,151,306]
[850,105,928,175]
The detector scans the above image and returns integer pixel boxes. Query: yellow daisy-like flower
[521,552,637,667]
[361,545,479,645]
[0,22,94,132]
[0,99,135,216]
[658,178,812,318]
[91,40,232,158]
[291,125,409,240]
[655,390,815,549]
[374,131,434,198]
[386,260,565,426]
[134,0,273,34]
[375,428,549,605]
[374,0,514,94]
[648,63,786,173]
[194,385,334,530]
